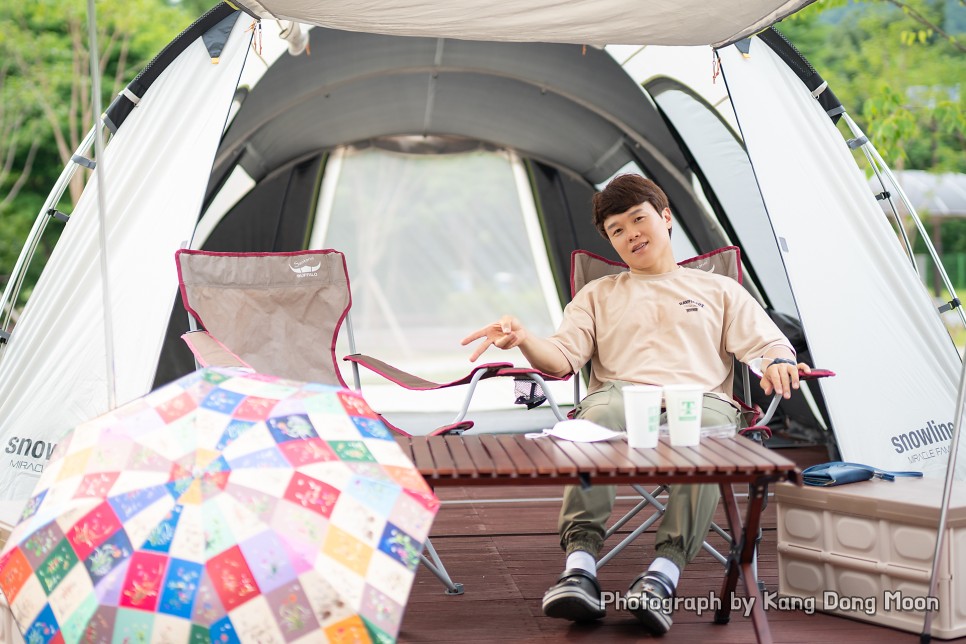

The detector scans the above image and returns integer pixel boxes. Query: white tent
[0,1,962,500]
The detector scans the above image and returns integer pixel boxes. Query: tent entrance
[313,145,568,412]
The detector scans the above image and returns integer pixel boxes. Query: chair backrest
[570,246,741,296]
[176,249,351,386]
[568,246,753,416]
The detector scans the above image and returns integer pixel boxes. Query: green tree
[777,0,966,172]
[0,0,196,300]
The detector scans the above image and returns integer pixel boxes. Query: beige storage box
[775,477,966,639]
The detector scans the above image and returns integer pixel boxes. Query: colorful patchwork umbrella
[0,368,438,643]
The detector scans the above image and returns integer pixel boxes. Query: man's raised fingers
[468,339,493,362]
[499,315,513,334]
[460,326,491,346]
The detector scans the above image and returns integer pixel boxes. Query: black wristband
[768,357,797,368]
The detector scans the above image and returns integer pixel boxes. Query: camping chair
[570,247,833,586]
[174,248,569,594]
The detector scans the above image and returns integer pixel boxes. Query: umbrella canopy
[232,0,816,47]
[0,368,437,643]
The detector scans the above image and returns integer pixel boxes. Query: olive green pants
[558,381,742,571]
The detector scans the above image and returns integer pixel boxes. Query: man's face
[603,202,675,275]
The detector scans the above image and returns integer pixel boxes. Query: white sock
[566,550,597,576]
[647,557,680,588]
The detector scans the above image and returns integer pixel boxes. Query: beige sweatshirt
[546,267,794,398]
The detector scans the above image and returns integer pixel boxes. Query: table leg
[715,479,773,644]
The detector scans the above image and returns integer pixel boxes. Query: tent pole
[0,129,96,347]
[920,343,965,642]
[842,113,966,328]
[86,0,117,409]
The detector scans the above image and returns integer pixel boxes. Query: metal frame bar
[0,128,97,362]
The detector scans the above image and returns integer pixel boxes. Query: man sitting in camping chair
[462,174,809,635]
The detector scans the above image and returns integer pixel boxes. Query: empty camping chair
[176,248,485,594]
[570,247,833,581]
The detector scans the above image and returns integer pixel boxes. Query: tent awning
[231,0,816,48]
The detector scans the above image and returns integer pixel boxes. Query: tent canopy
[232,0,816,47]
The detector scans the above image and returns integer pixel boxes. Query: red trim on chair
[682,246,742,285]
[174,248,352,389]
[427,421,475,436]
[570,250,627,298]
[569,246,743,296]
[801,369,835,379]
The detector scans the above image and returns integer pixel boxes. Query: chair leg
[597,484,739,573]
[420,537,464,595]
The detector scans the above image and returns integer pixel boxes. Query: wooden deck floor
[399,445,963,644]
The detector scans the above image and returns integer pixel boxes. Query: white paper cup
[663,384,704,447]
[623,385,663,449]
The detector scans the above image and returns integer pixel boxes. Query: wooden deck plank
[398,451,964,644]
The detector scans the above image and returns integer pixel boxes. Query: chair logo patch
[289,258,321,278]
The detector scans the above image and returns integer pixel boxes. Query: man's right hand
[460,315,529,362]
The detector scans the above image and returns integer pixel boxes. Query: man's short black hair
[592,174,670,238]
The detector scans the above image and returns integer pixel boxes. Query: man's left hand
[761,361,811,399]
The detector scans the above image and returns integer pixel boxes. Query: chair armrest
[754,367,835,427]
[181,331,253,371]
[800,369,835,380]
[343,353,513,390]
[493,366,571,382]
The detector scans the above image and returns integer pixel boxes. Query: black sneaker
[626,570,675,635]
[541,568,606,621]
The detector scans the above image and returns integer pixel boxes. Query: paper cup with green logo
[663,384,704,447]
[623,384,663,448]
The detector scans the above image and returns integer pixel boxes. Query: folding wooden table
[395,433,802,644]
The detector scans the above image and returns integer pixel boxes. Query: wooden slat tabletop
[653,440,697,474]
[397,434,798,486]
[529,437,579,476]
[445,436,479,477]
[511,435,559,476]
[427,435,457,476]
[460,435,498,478]
[673,442,724,473]
[495,435,537,477]
[479,434,518,476]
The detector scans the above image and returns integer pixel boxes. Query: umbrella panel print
[0,368,439,643]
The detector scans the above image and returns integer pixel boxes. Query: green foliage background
[777,0,965,174]
[0,0,200,304]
